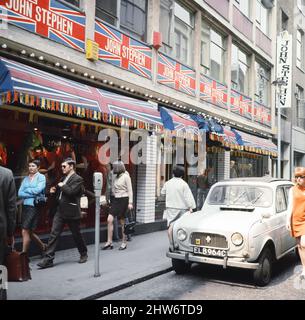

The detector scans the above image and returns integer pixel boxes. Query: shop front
[0,56,164,236]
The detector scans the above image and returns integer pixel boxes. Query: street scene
[1,0,305,304]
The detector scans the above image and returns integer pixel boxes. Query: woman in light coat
[161,165,196,247]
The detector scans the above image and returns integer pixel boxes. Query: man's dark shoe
[78,254,88,264]
[37,259,54,269]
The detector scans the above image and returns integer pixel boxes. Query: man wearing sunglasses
[37,158,88,269]
[287,167,305,280]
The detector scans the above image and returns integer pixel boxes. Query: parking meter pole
[93,172,103,277]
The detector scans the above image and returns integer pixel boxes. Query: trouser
[0,238,7,300]
[45,212,87,261]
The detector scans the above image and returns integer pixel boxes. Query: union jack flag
[157,53,196,97]
[254,102,271,128]
[95,21,152,79]
[230,89,252,120]
[0,57,163,127]
[0,0,85,51]
[200,74,228,109]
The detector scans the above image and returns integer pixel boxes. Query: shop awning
[0,57,163,132]
[234,129,278,157]
[222,127,243,150]
[159,107,200,139]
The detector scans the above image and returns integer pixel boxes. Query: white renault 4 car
[166,178,297,286]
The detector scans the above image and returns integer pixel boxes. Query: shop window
[160,0,194,66]
[231,44,250,95]
[230,151,264,177]
[201,23,226,83]
[255,61,270,106]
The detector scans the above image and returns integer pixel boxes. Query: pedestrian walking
[0,166,16,300]
[287,167,305,280]
[37,158,88,269]
[18,159,47,255]
[102,161,133,251]
[161,165,196,247]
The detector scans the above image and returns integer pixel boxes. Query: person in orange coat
[287,167,305,280]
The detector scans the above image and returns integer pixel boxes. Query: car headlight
[177,229,187,241]
[231,232,243,246]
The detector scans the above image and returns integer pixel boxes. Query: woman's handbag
[124,209,136,235]
[4,248,31,282]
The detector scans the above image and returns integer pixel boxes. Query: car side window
[276,187,287,213]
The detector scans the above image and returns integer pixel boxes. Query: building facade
[276,0,305,178]
[0,0,279,235]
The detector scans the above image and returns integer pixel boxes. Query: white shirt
[161,177,196,210]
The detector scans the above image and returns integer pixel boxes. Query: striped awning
[0,57,163,132]
[159,106,200,139]
[222,127,243,150]
[234,129,277,157]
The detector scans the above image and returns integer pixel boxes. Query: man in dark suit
[0,166,16,300]
[37,158,88,269]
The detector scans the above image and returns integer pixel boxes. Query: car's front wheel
[172,259,191,274]
[253,247,273,287]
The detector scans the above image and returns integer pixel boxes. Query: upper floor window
[96,0,118,26]
[295,85,305,129]
[297,0,305,14]
[256,0,270,36]
[96,0,147,42]
[231,44,250,95]
[281,10,288,32]
[297,29,304,70]
[255,62,270,106]
[201,23,226,83]
[120,0,147,41]
[234,0,250,18]
[160,1,194,66]
[60,0,80,7]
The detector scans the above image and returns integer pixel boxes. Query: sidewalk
[7,230,171,300]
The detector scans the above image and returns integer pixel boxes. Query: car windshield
[207,185,273,208]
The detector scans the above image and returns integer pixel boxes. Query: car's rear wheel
[253,247,273,287]
[172,259,191,274]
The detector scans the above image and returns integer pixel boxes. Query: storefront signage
[0,0,85,51]
[200,74,228,109]
[230,90,252,120]
[276,31,292,109]
[94,21,152,79]
[254,102,271,128]
[157,53,196,96]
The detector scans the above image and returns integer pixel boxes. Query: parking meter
[93,172,103,277]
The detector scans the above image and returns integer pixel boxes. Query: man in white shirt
[161,165,196,246]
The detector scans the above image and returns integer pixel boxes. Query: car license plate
[193,246,227,257]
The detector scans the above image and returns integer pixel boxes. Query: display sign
[0,0,85,51]
[157,53,196,96]
[95,20,152,79]
[231,90,252,120]
[200,74,228,109]
[276,31,292,109]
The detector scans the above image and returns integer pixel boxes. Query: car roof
[216,177,293,186]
